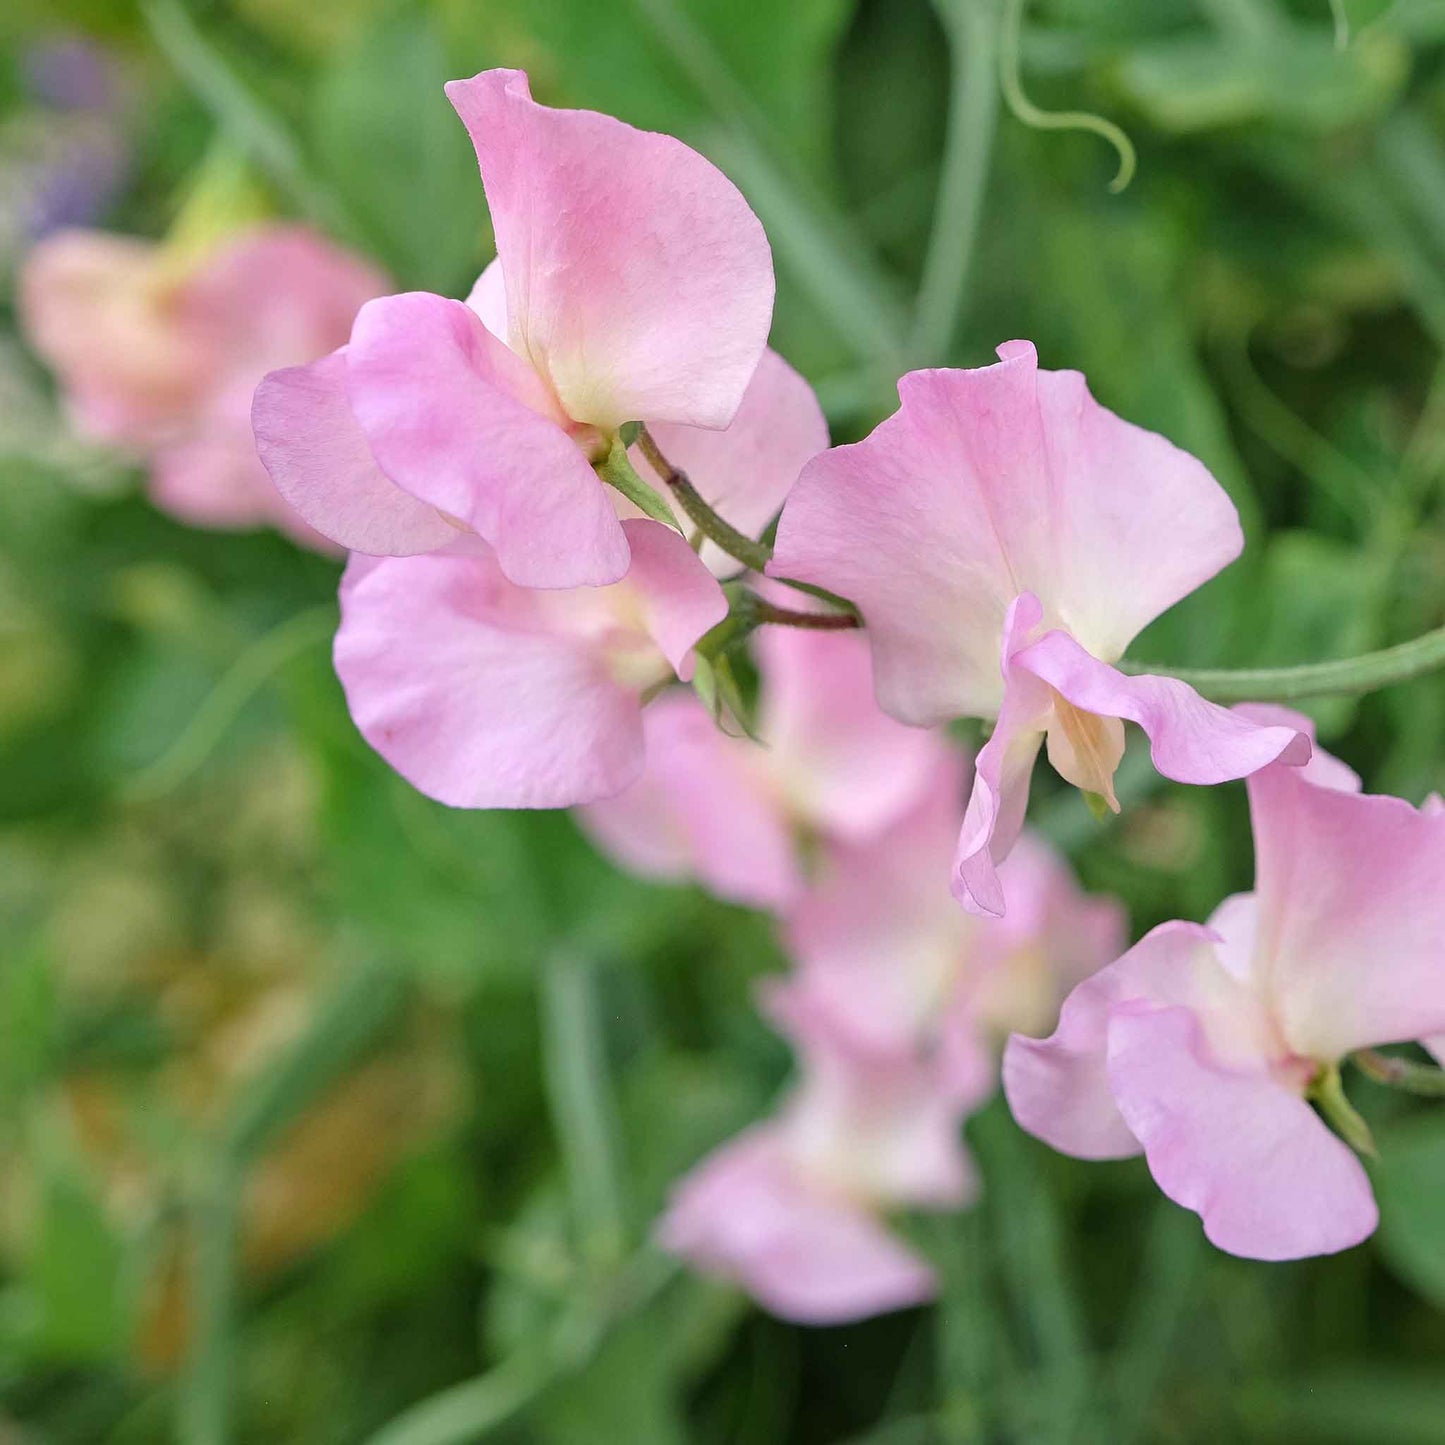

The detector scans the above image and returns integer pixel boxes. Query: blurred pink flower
[577,625,953,909]
[20,224,385,548]
[1004,720,1445,1260]
[659,991,974,1325]
[334,520,726,809]
[769,340,1310,916]
[255,68,774,588]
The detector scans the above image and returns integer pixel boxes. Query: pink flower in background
[659,991,975,1325]
[334,519,726,809]
[773,752,1125,1098]
[769,341,1310,916]
[1004,725,1445,1260]
[19,224,385,548]
[577,624,952,910]
[255,68,774,587]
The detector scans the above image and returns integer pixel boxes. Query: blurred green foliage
[2,0,1445,1441]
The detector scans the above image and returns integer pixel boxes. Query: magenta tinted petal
[346,291,629,588]
[445,69,773,432]
[252,350,457,556]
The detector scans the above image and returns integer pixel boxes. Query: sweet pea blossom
[334,520,726,809]
[20,224,385,547]
[1004,722,1445,1260]
[254,68,774,588]
[577,624,950,910]
[772,753,1125,1099]
[769,341,1310,916]
[659,989,974,1325]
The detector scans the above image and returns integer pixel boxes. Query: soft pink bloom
[774,753,1125,1099]
[659,993,974,1325]
[20,224,385,548]
[1004,725,1445,1260]
[334,519,726,808]
[769,341,1310,916]
[577,624,952,909]
[255,68,774,588]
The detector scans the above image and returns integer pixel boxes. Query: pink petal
[335,547,646,809]
[615,518,728,681]
[770,341,1241,726]
[639,348,828,573]
[1017,631,1311,785]
[1106,1004,1378,1260]
[1248,762,1445,1060]
[576,693,801,910]
[1233,703,1361,792]
[658,1129,936,1325]
[464,257,508,336]
[952,596,1051,917]
[345,291,629,588]
[253,349,457,556]
[756,624,953,840]
[445,69,773,432]
[1002,919,1237,1161]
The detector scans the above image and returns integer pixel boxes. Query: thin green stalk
[541,953,627,1271]
[179,1159,243,1445]
[749,599,859,631]
[999,0,1136,193]
[1124,624,1445,703]
[1354,1049,1445,1097]
[1311,1065,1379,1158]
[635,426,773,574]
[913,0,1001,363]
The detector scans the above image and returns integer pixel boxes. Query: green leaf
[310,8,483,291]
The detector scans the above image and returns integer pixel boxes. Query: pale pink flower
[773,753,1125,1099]
[19,224,385,548]
[659,992,974,1324]
[1004,721,1445,1260]
[577,624,952,909]
[769,341,1310,916]
[254,68,774,587]
[334,520,726,809]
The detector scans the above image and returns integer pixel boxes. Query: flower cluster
[25,63,1445,1319]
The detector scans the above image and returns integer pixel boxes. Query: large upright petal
[346,291,629,588]
[445,69,773,432]
[1248,763,1445,1061]
[770,342,1241,724]
[253,349,457,556]
[1107,1004,1377,1260]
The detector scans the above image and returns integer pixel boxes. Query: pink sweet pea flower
[774,753,1125,1099]
[659,992,974,1325]
[334,519,727,808]
[254,68,774,588]
[19,224,385,548]
[1004,727,1445,1260]
[577,624,953,910]
[769,341,1310,916]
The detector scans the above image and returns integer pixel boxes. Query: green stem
[1123,623,1445,703]
[635,426,773,573]
[749,599,859,631]
[1354,1048,1445,1097]
[913,0,1001,363]
[1310,1064,1378,1158]
[999,0,1136,192]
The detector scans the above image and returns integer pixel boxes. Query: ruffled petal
[334,548,646,809]
[658,1129,936,1325]
[1107,1004,1378,1260]
[616,518,727,681]
[770,342,1241,724]
[1248,762,1445,1060]
[1017,631,1311,784]
[346,291,629,588]
[252,349,457,556]
[445,69,773,432]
